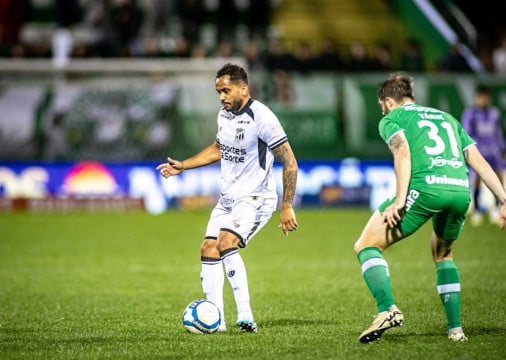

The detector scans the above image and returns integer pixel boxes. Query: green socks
[436,260,462,330]
[358,248,462,330]
[357,247,394,312]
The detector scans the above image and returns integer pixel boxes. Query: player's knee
[216,239,236,253]
[216,231,240,253]
[200,238,219,257]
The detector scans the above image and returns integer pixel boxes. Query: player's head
[215,63,250,113]
[377,72,415,115]
[475,84,491,108]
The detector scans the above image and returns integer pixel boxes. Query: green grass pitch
[0,208,505,359]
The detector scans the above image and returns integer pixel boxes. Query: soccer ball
[182,299,221,334]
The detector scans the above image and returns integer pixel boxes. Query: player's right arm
[465,144,506,229]
[272,141,299,235]
[383,130,411,228]
[156,142,221,178]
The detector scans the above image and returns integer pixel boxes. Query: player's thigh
[354,210,404,252]
[377,190,431,238]
[432,192,470,241]
[224,197,276,248]
[205,202,229,240]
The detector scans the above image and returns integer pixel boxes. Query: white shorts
[205,196,277,248]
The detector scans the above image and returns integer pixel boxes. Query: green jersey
[379,103,475,191]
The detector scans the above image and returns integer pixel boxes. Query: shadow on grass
[260,318,323,327]
[378,324,505,342]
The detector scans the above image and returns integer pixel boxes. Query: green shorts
[378,188,471,241]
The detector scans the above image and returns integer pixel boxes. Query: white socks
[222,249,253,321]
[201,248,254,325]
[200,261,225,324]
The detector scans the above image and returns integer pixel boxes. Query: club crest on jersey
[235,128,245,143]
[227,270,235,277]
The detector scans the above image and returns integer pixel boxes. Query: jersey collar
[232,98,254,116]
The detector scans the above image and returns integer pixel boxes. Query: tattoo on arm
[272,144,298,204]
[389,133,407,155]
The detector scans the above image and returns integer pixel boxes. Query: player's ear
[241,84,249,96]
[386,97,396,111]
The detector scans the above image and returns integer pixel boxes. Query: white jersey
[216,98,287,202]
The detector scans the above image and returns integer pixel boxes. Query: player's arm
[464,144,506,229]
[156,142,221,178]
[384,131,411,227]
[272,141,299,235]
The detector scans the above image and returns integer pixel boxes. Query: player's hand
[278,205,298,235]
[382,203,405,228]
[156,157,184,178]
[498,204,506,230]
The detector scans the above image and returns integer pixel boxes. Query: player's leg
[217,197,275,333]
[354,210,405,343]
[354,210,403,312]
[431,233,467,341]
[431,198,469,342]
[354,190,434,343]
[217,231,256,332]
[201,206,227,331]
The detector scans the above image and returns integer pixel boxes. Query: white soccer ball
[182,299,221,334]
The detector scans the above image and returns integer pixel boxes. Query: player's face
[476,93,491,108]
[215,75,248,112]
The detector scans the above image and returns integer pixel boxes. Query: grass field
[0,208,505,359]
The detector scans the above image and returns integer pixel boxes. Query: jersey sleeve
[378,114,404,144]
[257,105,287,149]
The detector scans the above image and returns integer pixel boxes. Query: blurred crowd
[0,0,506,74]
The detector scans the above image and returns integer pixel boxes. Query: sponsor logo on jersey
[220,111,235,120]
[425,175,469,187]
[404,105,444,114]
[405,189,419,211]
[428,157,464,169]
[221,197,234,207]
[220,143,246,163]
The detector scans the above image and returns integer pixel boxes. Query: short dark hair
[476,84,491,96]
[216,63,248,84]
[377,72,415,102]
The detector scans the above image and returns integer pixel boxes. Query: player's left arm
[272,141,299,235]
[383,131,411,227]
[465,144,506,229]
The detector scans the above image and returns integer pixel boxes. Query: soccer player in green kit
[354,72,506,343]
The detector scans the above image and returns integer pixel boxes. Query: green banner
[277,110,341,159]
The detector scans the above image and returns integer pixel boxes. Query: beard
[228,98,244,113]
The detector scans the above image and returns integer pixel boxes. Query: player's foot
[236,319,258,333]
[359,306,404,343]
[448,327,468,342]
[470,213,483,226]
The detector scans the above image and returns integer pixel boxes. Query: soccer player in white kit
[157,63,299,332]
